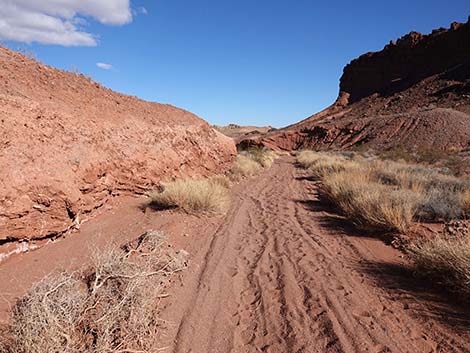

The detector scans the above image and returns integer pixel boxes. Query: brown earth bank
[241,20,470,152]
[0,46,236,248]
[2,157,469,352]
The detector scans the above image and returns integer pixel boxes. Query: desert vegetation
[231,147,277,178]
[150,176,230,214]
[0,231,187,353]
[298,150,470,298]
[149,148,276,215]
[406,233,470,298]
[297,150,470,233]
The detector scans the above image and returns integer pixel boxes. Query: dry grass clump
[299,150,470,233]
[242,148,276,168]
[406,235,470,297]
[150,177,230,214]
[231,147,277,178]
[322,168,420,232]
[2,231,187,353]
[296,150,361,178]
[296,150,322,169]
[371,160,470,221]
[231,154,263,177]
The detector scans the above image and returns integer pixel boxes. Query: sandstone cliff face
[243,20,470,152]
[0,47,236,242]
[340,20,470,103]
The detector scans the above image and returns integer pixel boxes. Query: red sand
[2,157,469,352]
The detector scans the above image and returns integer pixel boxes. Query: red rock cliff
[340,19,470,103]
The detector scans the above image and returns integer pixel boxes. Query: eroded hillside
[0,47,236,243]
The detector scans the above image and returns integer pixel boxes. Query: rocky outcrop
[0,47,236,242]
[242,20,470,152]
[340,19,470,103]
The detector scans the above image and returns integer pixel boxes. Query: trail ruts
[163,156,470,353]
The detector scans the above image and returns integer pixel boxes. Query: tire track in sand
[165,156,470,353]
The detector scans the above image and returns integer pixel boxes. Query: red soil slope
[242,20,470,151]
[0,47,236,245]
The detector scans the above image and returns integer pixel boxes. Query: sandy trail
[160,156,470,353]
[1,156,468,352]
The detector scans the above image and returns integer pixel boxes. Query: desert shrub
[444,156,470,176]
[296,151,355,178]
[209,174,231,189]
[300,150,470,232]
[415,147,453,164]
[3,231,187,353]
[296,150,321,169]
[353,158,469,222]
[406,235,470,297]
[150,177,230,214]
[242,147,276,168]
[231,154,262,177]
[380,145,415,163]
[380,145,454,165]
[322,169,420,233]
[231,148,277,178]
[417,188,464,221]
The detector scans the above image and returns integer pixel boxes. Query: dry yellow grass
[2,231,187,353]
[150,177,230,214]
[231,148,277,178]
[406,235,470,297]
[248,149,276,168]
[299,150,470,232]
[296,150,322,169]
[322,168,420,232]
[231,154,263,177]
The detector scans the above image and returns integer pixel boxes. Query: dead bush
[150,177,230,214]
[3,231,187,353]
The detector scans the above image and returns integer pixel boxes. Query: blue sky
[2,1,470,127]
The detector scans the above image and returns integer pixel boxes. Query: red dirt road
[1,157,469,352]
[160,157,470,353]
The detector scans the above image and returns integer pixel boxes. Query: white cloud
[0,1,133,46]
[96,62,113,70]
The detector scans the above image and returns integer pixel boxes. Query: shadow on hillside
[359,260,470,330]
